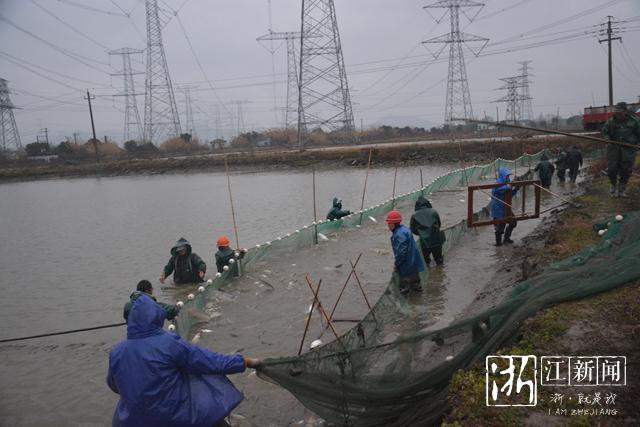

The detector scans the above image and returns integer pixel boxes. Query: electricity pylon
[0,78,22,151]
[109,48,144,142]
[297,0,355,146]
[494,76,529,124]
[518,61,534,122]
[257,31,302,129]
[423,0,489,124]
[143,0,181,144]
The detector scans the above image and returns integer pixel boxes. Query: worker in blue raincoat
[491,167,518,247]
[107,293,261,427]
[386,210,424,295]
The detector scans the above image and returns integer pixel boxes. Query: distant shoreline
[0,135,597,183]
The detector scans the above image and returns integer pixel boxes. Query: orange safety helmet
[217,236,230,247]
[385,210,402,224]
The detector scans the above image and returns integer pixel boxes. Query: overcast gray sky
[1,0,639,145]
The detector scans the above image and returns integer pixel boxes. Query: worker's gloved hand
[159,274,166,284]
[244,357,262,369]
[198,271,205,280]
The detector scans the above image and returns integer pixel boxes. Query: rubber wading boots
[495,232,503,247]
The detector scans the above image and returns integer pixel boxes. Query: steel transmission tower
[494,76,529,124]
[0,78,22,151]
[109,48,144,142]
[143,0,181,143]
[518,61,534,122]
[423,0,488,124]
[297,0,355,145]
[182,87,197,138]
[257,31,302,129]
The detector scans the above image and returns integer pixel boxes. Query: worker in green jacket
[410,195,445,266]
[160,237,206,284]
[534,153,555,188]
[123,280,180,322]
[602,102,640,197]
[326,197,351,221]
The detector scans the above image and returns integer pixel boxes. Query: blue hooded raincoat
[491,167,516,219]
[390,224,425,277]
[107,294,246,427]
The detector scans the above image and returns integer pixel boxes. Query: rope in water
[0,322,126,344]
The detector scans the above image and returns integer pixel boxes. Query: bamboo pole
[455,118,639,150]
[349,259,376,320]
[391,161,398,209]
[225,157,241,247]
[312,167,318,244]
[298,279,322,356]
[532,182,580,207]
[328,254,363,320]
[304,276,347,352]
[359,149,373,225]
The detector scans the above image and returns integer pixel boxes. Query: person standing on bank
[555,147,568,183]
[566,145,583,184]
[410,195,445,266]
[108,293,261,427]
[492,167,518,247]
[602,101,640,198]
[160,237,206,285]
[534,153,555,189]
[386,210,424,295]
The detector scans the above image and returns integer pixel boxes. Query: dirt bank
[443,160,640,426]
[0,135,598,183]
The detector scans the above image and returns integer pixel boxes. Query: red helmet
[217,236,230,247]
[385,210,402,224]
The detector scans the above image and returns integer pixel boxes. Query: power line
[0,50,107,87]
[0,14,111,72]
[0,53,82,92]
[173,12,231,116]
[54,0,128,17]
[30,0,111,51]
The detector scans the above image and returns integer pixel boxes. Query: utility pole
[423,0,488,124]
[73,132,79,144]
[84,90,99,162]
[598,16,621,106]
[43,127,49,144]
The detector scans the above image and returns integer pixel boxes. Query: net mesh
[174,152,544,338]
[252,173,640,426]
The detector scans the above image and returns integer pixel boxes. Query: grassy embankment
[0,136,597,182]
[443,160,640,426]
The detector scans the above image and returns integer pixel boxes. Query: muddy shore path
[184,173,585,426]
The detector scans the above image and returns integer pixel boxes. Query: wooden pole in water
[225,156,242,275]
[391,161,398,209]
[359,148,373,225]
[225,156,240,250]
[298,278,322,356]
[349,259,376,321]
[328,253,363,320]
[312,167,318,244]
[304,275,347,352]
[420,168,424,195]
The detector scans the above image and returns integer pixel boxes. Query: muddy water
[192,174,585,426]
[0,164,452,426]
[0,161,582,426]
